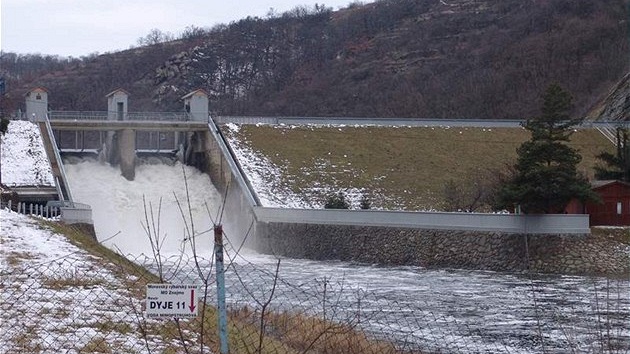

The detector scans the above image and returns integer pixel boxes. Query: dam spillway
[64,159,223,256]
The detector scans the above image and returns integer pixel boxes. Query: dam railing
[49,111,190,121]
[207,119,260,207]
[252,207,591,234]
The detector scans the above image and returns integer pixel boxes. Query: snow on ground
[225,123,312,208]
[0,209,196,353]
[224,123,378,209]
[0,120,54,187]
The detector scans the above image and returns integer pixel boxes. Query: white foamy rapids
[65,161,222,256]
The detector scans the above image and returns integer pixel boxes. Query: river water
[64,159,630,353]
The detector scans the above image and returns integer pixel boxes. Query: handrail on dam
[214,116,526,127]
[252,207,591,234]
[49,111,190,121]
[208,119,261,207]
[42,114,74,203]
[214,116,630,129]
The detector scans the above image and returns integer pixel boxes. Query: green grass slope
[225,125,614,211]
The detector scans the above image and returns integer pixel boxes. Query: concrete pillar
[105,89,129,167]
[181,89,209,122]
[118,129,136,181]
[25,87,49,121]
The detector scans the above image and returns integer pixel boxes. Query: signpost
[146,284,199,319]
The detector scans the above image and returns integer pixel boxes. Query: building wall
[25,89,48,121]
[587,183,630,226]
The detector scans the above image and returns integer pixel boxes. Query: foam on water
[65,160,222,256]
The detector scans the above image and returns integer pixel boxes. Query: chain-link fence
[1,221,629,354]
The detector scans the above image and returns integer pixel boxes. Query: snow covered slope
[0,120,54,187]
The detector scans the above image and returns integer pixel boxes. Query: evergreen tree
[324,191,350,209]
[495,84,598,213]
[594,127,630,181]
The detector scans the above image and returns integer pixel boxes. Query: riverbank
[0,210,407,354]
[256,223,630,277]
[527,227,629,276]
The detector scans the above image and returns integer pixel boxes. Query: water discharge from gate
[65,159,222,256]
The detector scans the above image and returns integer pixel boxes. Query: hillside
[2,0,627,119]
[223,124,614,211]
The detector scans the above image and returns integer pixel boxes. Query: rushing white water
[65,159,222,256]
[65,160,630,353]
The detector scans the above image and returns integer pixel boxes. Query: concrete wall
[107,90,128,121]
[25,88,48,121]
[61,206,93,224]
[252,207,591,234]
[253,222,628,275]
[198,129,233,193]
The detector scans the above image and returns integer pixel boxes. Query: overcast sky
[1,0,364,58]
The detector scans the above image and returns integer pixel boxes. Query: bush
[0,117,9,135]
[359,195,371,209]
[324,192,350,209]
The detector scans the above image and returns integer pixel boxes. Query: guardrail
[2,201,61,219]
[43,114,74,203]
[253,207,591,234]
[207,119,260,207]
[49,111,109,120]
[213,116,630,129]
[49,111,190,122]
[1,201,92,224]
[214,116,527,127]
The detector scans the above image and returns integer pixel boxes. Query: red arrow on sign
[189,289,196,312]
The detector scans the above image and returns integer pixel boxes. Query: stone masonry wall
[254,222,629,276]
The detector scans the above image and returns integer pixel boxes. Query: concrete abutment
[253,222,628,275]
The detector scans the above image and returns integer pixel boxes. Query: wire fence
[1,220,629,353]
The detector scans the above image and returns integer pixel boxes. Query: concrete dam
[19,86,601,273]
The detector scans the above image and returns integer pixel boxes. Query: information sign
[146,284,199,319]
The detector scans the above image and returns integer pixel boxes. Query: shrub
[359,195,371,209]
[324,192,350,209]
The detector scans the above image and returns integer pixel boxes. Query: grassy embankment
[225,125,613,210]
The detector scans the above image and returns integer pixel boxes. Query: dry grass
[10,330,43,353]
[230,306,401,354]
[80,336,112,353]
[42,221,160,296]
[5,251,36,266]
[226,125,613,209]
[41,275,105,290]
[39,221,403,353]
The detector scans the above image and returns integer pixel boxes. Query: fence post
[7,200,11,211]
[214,225,229,354]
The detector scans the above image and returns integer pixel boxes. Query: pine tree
[495,84,598,213]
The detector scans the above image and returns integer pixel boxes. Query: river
[64,159,630,353]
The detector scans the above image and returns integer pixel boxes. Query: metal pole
[214,225,229,354]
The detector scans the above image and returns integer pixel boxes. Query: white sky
[1,0,363,58]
